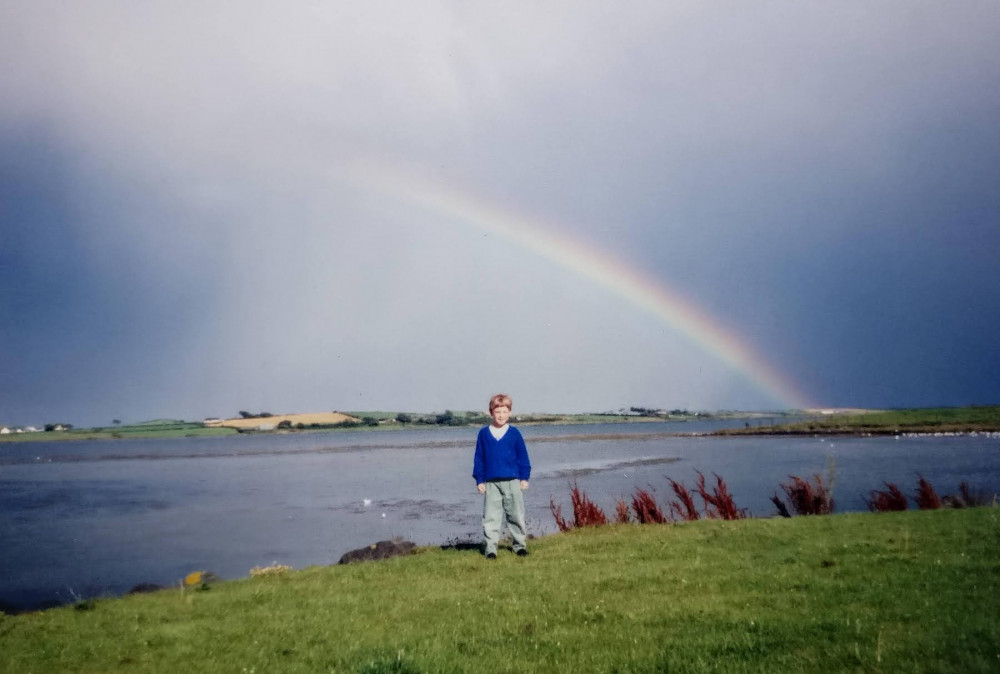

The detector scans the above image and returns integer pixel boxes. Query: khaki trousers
[482,479,527,555]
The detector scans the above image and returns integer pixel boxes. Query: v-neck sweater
[473,424,531,483]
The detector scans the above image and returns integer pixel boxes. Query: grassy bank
[0,421,236,442]
[2,508,998,673]
[715,405,1000,436]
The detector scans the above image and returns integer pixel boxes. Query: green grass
[0,423,237,442]
[129,419,193,427]
[344,411,404,421]
[2,508,998,673]
[719,405,1000,435]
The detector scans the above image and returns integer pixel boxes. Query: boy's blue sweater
[472,425,531,483]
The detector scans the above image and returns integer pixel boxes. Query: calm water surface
[2,421,998,611]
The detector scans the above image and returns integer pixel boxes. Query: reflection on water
[1,421,998,612]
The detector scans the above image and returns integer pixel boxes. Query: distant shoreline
[0,410,793,444]
[714,427,1000,437]
[7,406,997,444]
[711,405,1000,437]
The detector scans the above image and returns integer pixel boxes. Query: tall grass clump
[630,489,667,524]
[666,477,700,521]
[694,471,746,520]
[771,473,835,517]
[614,498,631,524]
[867,482,908,512]
[914,475,942,510]
[549,481,607,531]
[956,481,994,507]
[549,497,571,532]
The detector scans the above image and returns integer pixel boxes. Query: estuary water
[2,420,999,612]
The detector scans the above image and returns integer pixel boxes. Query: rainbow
[348,160,814,410]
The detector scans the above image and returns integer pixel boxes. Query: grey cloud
[2,2,998,424]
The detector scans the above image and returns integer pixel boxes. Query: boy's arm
[515,430,531,482]
[473,429,486,487]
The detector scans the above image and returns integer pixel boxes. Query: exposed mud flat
[540,456,683,479]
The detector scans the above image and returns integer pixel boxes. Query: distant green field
[718,405,1000,435]
[1,508,997,672]
[0,422,236,442]
[343,411,401,421]
[7,406,996,443]
[131,419,192,426]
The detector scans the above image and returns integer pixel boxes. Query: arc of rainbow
[348,161,813,410]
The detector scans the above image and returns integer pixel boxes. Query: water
[2,421,998,612]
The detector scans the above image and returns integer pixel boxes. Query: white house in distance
[2,425,43,434]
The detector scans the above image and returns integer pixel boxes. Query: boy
[473,393,532,559]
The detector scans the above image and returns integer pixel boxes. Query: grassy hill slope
[2,508,998,673]
[717,405,1000,435]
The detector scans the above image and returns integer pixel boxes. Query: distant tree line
[628,407,692,417]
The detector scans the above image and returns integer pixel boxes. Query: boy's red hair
[489,394,512,412]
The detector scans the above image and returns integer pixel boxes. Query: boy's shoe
[516,549,529,557]
[485,552,497,560]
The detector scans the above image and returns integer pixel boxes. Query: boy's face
[490,405,510,427]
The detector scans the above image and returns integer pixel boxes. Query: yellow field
[203,412,359,429]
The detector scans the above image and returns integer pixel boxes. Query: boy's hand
[477,483,486,494]
[520,480,529,491]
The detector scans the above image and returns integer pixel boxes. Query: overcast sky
[2,2,998,426]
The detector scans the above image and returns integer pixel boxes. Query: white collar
[488,424,509,440]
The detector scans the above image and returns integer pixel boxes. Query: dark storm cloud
[1,2,998,425]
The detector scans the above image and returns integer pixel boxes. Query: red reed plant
[667,477,700,521]
[866,482,908,512]
[772,474,834,516]
[959,481,979,507]
[630,488,667,524]
[549,481,608,531]
[954,481,993,507]
[549,497,572,532]
[694,471,746,520]
[614,498,631,524]
[914,475,942,510]
[571,482,608,527]
[770,493,791,518]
